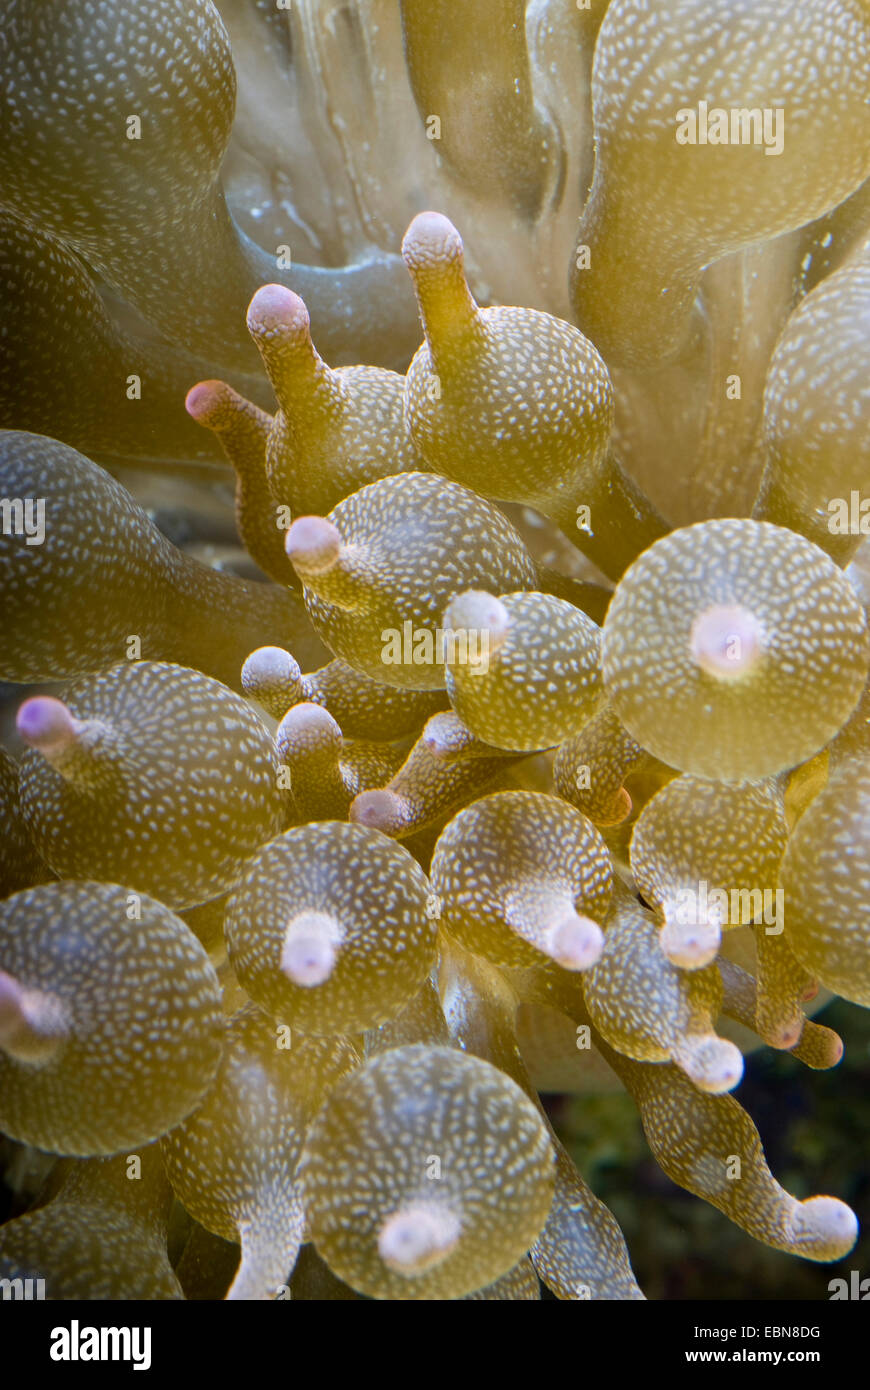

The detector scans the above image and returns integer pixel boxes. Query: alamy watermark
[827,493,870,535]
[0,497,45,546]
[671,880,783,935]
[49,1321,151,1370]
[675,102,784,157]
[0,1276,45,1299]
[381,621,490,675]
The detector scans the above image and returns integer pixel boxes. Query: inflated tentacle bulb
[349,710,524,839]
[753,250,870,565]
[402,211,667,580]
[298,1044,555,1299]
[0,208,224,467]
[629,774,788,970]
[431,791,612,971]
[717,960,844,1072]
[17,662,286,910]
[0,1148,183,1299]
[247,284,427,514]
[554,705,652,827]
[161,1004,358,1300]
[571,0,870,366]
[224,822,437,1033]
[602,519,868,781]
[582,883,744,1093]
[185,378,294,587]
[242,645,446,738]
[284,472,537,689]
[0,881,223,1156]
[608,1048,858,1263]
[779,758,870,1007]
[0,430,322,688]
[275,702,406,821]
[441,589,603,752]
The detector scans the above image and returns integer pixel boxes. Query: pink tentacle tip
[349,788,404,833]
[402,211,464,270]
[247,284,310,339]
[185,379,237,426]
[285,516,342,575]
[547,914,604,971]
[276,702,341,756]
[690,604,763,680]
[421,711,473,759]
[16,695,77,753]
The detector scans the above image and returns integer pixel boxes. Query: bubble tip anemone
[596,786,633,828]
[420,711,474,759]
[766,1014,805,1051]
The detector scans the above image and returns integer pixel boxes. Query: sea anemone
[1,0,869,1304]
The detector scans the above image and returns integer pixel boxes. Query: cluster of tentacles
[0,0,869,1300]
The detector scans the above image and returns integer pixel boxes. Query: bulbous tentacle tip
[349,787,406,835]
[377,1204,461,1275]
[770,1013,806,1050]
[680,1036,744,1094]
[16,695,78,756]
[442,590,510,655]
[659,910,722,971]
[802,980,821,1003]
[246,283,311,341]
[285,516,342,576]
[595,786,633,827]
[241,645,303,696]
[184,378,240,428]
[280,909,342,988]
[0,969,68,1062]
[276,701,342,757]
[689,604,764,681]
[421,710,475,759]
[787,1196,859,1262]
[545,913,604,971]
[401,211,465,273]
